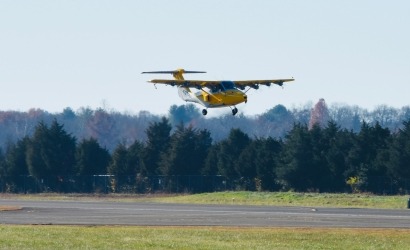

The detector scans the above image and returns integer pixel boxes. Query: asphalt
[1,199,410,228]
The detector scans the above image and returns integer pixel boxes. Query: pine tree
[217,128,251,180]
[202,143,220,176]
[108,144,129,176]
[108,143,130,192]
[4,137,30,190]
[160,125,212,192]
[142,117,171,175]
[76,138,110,176]
[322,121,353,191]
[388,120,410,180]
[254,137,282,191]
[345,121,391,192]
[277,123,316,191]
[127,140,145,175]
[26,120,76,191]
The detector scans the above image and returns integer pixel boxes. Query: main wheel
[202,109,208,116]
[232,108,238,116]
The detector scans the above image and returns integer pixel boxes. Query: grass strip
[150,191,409,209]
[1,191,409,209]
[0,225,409,250]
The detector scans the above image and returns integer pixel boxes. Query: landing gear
[202,109,208,116]
[232,107,238,116]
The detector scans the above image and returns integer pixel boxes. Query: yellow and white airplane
[142,68,294,116]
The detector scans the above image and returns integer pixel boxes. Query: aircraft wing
[233,79,294,89]
[148,79,223,89]
[148,78,294,89]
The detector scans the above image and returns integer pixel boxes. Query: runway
[1,199,410,228]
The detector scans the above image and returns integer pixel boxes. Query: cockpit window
[210,81,236,93]
[221,81,236,90]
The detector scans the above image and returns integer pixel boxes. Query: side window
[211,84,223,93]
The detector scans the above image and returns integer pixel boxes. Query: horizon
[1,100,409,119]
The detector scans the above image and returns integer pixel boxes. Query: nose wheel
[202,109,208,116]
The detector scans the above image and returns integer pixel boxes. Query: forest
[0,99,410,194]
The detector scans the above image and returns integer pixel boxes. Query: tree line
[1,101,410,153]
[1,115,410,194]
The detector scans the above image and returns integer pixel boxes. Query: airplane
[142,68,294,116]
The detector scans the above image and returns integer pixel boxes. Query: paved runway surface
[1,199,410,228]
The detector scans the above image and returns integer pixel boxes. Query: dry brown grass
[0,205,21,211]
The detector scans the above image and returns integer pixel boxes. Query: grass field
[1,191,409,249]
[2,191,408,209]
[0,225,410,250]
[150,191,409,209]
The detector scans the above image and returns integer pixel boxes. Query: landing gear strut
[202,109,208,116]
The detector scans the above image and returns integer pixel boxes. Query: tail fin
[142,68,206,80]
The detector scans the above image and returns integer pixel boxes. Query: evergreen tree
[277,123,316,191]
[254,137,282,191]
[388,121,410,180]
[26,122,48,178]
[161,125,198,176]
[108,143,130,176]
[346,121,391,192]
[3,137,30,190]
[142,117,171,175]
[217,128,251,180]
[160,125,212,191]
[108,141,145,192]
[236,140,259,190]
[322,121,353,191]
[47,120,77,176]
[75,138,110,192]
[194,129,213,172]
[26,120,76,191]
[0,148,6,191]
[108,143,129,192]
[202,143,220,176]
[127,140,145,175]
[76,138,110,176]
[127,140,146,192]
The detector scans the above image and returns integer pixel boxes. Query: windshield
[221,81,235,90]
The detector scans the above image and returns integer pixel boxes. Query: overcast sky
[1,0,409,116]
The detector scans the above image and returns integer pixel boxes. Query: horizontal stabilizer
[142,70,206,74]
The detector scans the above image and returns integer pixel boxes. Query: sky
[1,0,409,117]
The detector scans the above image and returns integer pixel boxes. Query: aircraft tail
[178,86,202,104]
